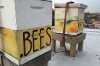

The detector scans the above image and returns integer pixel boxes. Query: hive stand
[52,32,86,57]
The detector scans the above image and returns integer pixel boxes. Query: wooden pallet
[52,32,86,57]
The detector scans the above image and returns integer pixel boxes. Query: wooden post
[60,41,65,47]
[78,41,83,51]
[52,39,56,52]
[70,44,76,57]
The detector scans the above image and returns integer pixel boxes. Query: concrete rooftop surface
[48,28,100,66]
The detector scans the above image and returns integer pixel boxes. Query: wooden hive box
[0,0,52,65]
[54,3,87,35]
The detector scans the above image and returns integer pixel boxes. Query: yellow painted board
[0,25,52,60]
[55,20,84,34]
[0,28,19,59]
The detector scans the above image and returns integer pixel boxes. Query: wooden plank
[76,33,86,44]
[65,36,76,44]
[65,33,86,44]
[42,63,48,66]
[52,33,62,41]
[52,32,86,44]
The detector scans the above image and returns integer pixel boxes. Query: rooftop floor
[49,28,100,66]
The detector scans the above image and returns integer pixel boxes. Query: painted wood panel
[55,8,85,20]
[54,20,84,35]
[0,25,52,60]
[0,0,52,30]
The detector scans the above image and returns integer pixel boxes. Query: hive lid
[54,3,87,9]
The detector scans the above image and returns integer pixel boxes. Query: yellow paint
[0,28,19,59]
[55,20,84,34]
[0,25,52,60]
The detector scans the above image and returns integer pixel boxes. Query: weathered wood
[52,32,86,57]
[52,32,86,44]
[70,44,76,57]
[60,41,65,47]
[52,33,62,41]
[52,39,56,52]
[65,36,76,44]
[76,33,86,44]
[78,41,83,51]
[42,63,48,66]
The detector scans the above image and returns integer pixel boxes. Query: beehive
[54,3,87,35]
[0,0,52,65]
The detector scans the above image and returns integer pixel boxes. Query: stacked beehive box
[0,0,52,65]
[54,3,87,35]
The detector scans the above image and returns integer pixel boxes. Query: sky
[52,0,100,13]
